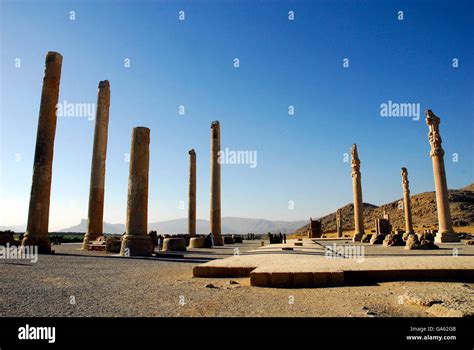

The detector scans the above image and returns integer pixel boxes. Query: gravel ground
[0,242,472,317]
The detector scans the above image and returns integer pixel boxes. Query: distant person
[279,232,283,243]
[283,234,287,244]
[157,235,163,251]
[209,233,215,247]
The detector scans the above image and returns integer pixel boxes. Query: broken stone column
[120,127,154,256]
[82,80,111,249]
[188,149,196,237]
[336,208,343,238]
[210,121,223,246]
[21,52,63,253]
[401,167,414,235]
[425,110,459,242]
[351,144,365,242]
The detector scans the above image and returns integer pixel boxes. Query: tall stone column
[351,144,364,242]
[188,149,196,237]
[120,127,154,256]
[210,121,223,246]
[425,110,459,242]
[22,52,63,253]
[336,208,343,238]
[401,167,414,235]
[82,80,111,249]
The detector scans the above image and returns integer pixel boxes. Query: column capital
[351,144,361,175]
[425,110,444,157]
[401,167,410,193]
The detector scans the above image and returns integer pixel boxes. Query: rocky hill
[293,183,474,235]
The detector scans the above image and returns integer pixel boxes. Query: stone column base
[21,235,51,254]
[352,232,363,242]
[120,235,153,256]
[402,232,416,241]
[189,237,206,248]
[435,231,461,243]
[81,234,102,250]
[212,235,224,246]
[162,238,187,252]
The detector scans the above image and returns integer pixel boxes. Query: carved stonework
[351,143,364,241]
[425,109,459,242]
[351,144,360,177]
[401,167,410,195]
[426,110,444,157]
[309,218,322,238]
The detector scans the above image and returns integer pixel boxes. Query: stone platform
[193,239,474,288]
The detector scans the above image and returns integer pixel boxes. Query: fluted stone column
[120,127,154,256]
[188,149,196,237]
[336,208,343,238]
[425,110,459,242]
[351,144,364,242]
[22,52,63,253]
[210,121,223,246]
[401,167,414,235]
[82,80,110,249]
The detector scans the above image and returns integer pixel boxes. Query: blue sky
[1,0,473,230]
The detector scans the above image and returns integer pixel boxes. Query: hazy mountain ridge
[0,218,306,235]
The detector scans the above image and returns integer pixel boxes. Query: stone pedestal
[223,236,234,244]
[162,238,187,252]
[120,127,154,256]
[425,110,460,243]
[189,237,206,248]
[210,121,223,245]
[233,235,243,243]
[401,167,414,235]
[188,149,197,237]
[83,80,111,249]
[22,52,63,253]
[351,144,365,242]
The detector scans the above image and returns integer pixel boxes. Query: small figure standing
[157,235,163,251]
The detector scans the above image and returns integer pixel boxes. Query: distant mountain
[218,217,307,234]
[0,224,26,232]
[57,219,125,234]
[293,183,474,235]
[8,217,306,235]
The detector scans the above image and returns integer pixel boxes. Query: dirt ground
[0,241,472,317]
